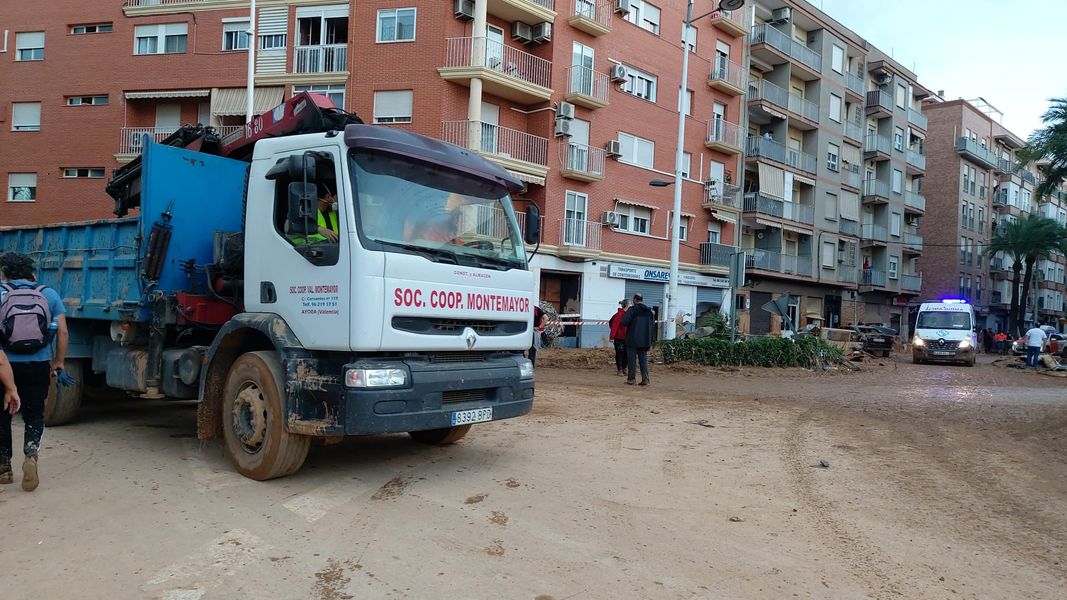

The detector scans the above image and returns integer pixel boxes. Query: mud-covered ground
[1,352,1064,599]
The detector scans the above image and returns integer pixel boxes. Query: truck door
[244,148,351,351]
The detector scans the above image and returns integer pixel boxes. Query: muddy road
[1,354,1065,599]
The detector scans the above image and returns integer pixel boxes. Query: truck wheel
[44,360,84,426]
[222,351,310,480]
[409,425,472,445]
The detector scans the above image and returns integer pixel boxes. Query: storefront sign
[608,264,730,288]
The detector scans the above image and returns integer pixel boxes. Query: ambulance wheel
[409,425,472,445]
[44,360,84,426]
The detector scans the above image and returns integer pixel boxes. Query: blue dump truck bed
[0,143,249,323]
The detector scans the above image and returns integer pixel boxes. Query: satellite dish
[719,0,746,11]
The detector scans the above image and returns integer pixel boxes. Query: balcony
[862,179,890,204]
[866,90,894,118]
[706,119,743,155]
[442,120,549,181]
[565,65,609,109]
[842,167,862,191]
[708,58,745,96]
[991,291,1007,306]
[743,192,815,225]
[118,127,175,157]
[837,265,859,284]
[440,37,552,104]
[746,250,814,278]
[999,157,1014,174]
[746,136,817,175]
[294,44,347,74]
[864,133,891,159]
[903,232,923,252]
[845,72,865,99]
[122,0,245,16]
[700,242,736,268]
[704,182,741,209]
[750,24,822,75]
[839,218,859,237]
[708,9,748,37]
[488,0,556,24]
[860,223,888,243]
[900,273,922,292]
[558,218,602,259]
[568,0,611,36]
[787,90,820,126]
[561,142,605,182]
[906,147,926,172]
[904,191,926,213]
[844,121,864,145]
[1022,170,1037,186]
[956,137,999,170]
[860,269,888,287]
[908,108,928,130]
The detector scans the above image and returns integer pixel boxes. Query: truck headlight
[912,336,925,347]
[345,368,408,388]
[518,359,534,380]
[958,338,972,350]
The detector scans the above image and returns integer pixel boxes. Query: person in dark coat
[527,304,544,367]
[620,293,655,386]
[607,299,630,375]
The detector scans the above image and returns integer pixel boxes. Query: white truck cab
[912,300,978,366]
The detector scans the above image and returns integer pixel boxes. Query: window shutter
[16,32,44,48]
[12,102,41,127]
[373,91,413,120]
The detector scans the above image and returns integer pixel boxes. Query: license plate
[451,407,493,426]
[872,337,885,343]
[932,351,954,356]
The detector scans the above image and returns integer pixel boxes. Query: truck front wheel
[409,425,472,445]
[44,359,84,426]
[222,351,310,480]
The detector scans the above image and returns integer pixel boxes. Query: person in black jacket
[620,293,655,385]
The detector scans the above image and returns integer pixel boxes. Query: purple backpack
[0,283,53,354]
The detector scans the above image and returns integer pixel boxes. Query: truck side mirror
[287,182,318,236]
[523,203,541,245]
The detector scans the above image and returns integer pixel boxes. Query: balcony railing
[294,44,347,74]
[746,249,814,277]
[861,269,887,287]
[1000,157,1014,173]
[750,24,822,72]
[956,137,999,169]
[863,179,889,199]
[787,90,819,123]
[748,79,817,123]
[119,127,175,154]
[566,65,609,103]
[746,136,816,174]
[444,37,552,90]
[901,273,922,291]
[907,108,928,129]
[572,0,612,30]
[706,182,741,208]
[906,147,926,170]
[861,223,888,242]
[707,119,743,149]
[993,188,1008,205]
[709,58,744,91]
[560,218,601,249]
[865,133,891,155]
[700,242,735,268]
[837,265,859,284]
[1022,170,1037,186]
[564,142,605,178]
[905,191,926,211]
[845,120,863,143]
[441,120,548,166]
[709,8,748,31]
[846,72,865,96]
[742,192,815,225]
[839,218,859,237]
[843,167,861,189]
[904,232,923,249]
[866,89,893,114]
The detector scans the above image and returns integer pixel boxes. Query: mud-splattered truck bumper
[285,354,534,436]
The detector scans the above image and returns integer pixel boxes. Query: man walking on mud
[621,294,655,386]
[0,252,69,492]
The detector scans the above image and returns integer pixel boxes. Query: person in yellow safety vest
[289,184,340,245]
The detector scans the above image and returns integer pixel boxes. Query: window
[377,8,416,42]
[259,34,287,49]
[682,89,694,115]
[831,44,844,74]
[272,153,341,264]
[623,0,661,35]
[71,23,113,35]
[967,204,975,230]
[708,221,721,244]
[888,256,899,279]
[294,84,345,108]
[66,95,108,106]
[961,203,968,229]
[894,126,904,152]
[681,152,692,179]
[976,276,982,302]
[892,169,903,194]
[827,142,839,172]
[959,237,966,264]
[822,240,836,268]
[675,215,689,241]
[372,90,413,123]
[618,132,654,168]
[134,23,188,55]
[12,103,42,132]
[978,206,985,232]
[564,191,589,245]
[222,20,250,51]
[825,192,838,220]
[890,212,902,237]
[896,83,907,108]
[616,203,651,235]
[829,94,842,123]
[621,65,657,101]
[683,23,697,52]
[62,168,105,179]
[7,174,37,202]
[16,32,45,61]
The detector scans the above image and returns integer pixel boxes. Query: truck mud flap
[284,356,345,437]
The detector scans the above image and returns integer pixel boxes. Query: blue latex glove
[55,368,77,388]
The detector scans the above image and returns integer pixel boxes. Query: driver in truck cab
[286,180,340,245]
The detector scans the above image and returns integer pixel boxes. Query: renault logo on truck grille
[464,328,478,350]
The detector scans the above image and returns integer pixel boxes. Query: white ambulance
[912,300,978,366]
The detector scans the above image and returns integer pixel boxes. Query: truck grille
[443,388,491,404]
[392,317,525,336]
[427,352,487,364]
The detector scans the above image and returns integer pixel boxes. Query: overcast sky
[815,0,1066,139]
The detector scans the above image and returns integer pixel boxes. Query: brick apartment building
[920,97,1066,332]
[0,0,753,345]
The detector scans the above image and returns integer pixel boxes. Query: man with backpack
[0,252,68,492]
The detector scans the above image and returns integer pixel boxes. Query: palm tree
[1018,97,1067,198]
[988,215,1066,335]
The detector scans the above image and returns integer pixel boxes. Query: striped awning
[615,198,659,210]
[210,87,285,116]
[124,89,209,99]
[507,170,545,186]
[757,163,785,200]
[710,210,737,224]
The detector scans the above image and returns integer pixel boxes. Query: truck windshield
[916,311,972,330]
[349,150,526,269]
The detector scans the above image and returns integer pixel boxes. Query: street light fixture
[662,0,746,340]
[649,178,673,187]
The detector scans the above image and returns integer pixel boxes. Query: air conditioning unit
[605,140,622,157]
[614,0,632,15]
[554,118,572,137]
[556,101,575,120]
[512,22,532,43]
[771,7,792,23]
[602,211,620,226]
[609,64,628,82]
[454,0,474,21]
[531,22,552,44]
[875,73,892,86]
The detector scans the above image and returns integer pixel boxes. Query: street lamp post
[663,0,746,340]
